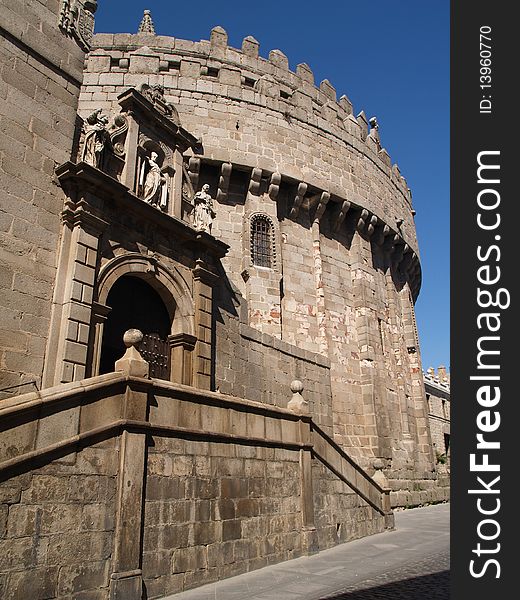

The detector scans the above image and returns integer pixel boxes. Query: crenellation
[84,33,417,209]
[267,48,289,71]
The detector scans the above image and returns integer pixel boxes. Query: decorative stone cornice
[55,161,229,261]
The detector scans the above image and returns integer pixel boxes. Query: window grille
[251,215,273,268]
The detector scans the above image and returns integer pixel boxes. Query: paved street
[163,503,450,600]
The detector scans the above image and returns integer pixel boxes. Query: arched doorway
[99,275,172,379]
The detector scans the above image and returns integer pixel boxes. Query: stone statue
[139,151,167,210]
[193,184,216,233]
[81,109,110,169]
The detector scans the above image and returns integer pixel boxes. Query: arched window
[251,215,274,268]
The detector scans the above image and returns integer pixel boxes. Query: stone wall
[312,460,385,551]
[0,0,87,395]
[143,439,303,597]
[214,281,333,433]
[0,369,392,600]
[82,28,418,255]
[0,446,118,599]
[424,367,451,460]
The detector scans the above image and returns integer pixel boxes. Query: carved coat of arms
[59,1,97,52]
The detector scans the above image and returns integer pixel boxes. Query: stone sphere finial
[290,379,303,394]
[116,329,149,378]
[372,458,385,471]
[123,328,143,348]
[288,379,308,414]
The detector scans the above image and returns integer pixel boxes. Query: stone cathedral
[0,4,449,599]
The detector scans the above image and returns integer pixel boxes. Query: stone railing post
[372,458,395,530]
[111,330,149,599]
[287,380,319,554]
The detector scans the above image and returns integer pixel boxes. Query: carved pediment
[139,84,180,126]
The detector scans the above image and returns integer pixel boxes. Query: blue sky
[95,1,450,371]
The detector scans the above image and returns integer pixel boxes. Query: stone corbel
[289,182,307,218]
[356,208,369,233]
[392,243,408,267]
[313,191,330,223]
[383,232,399,254]
[366,215,378,238]
[187,156,200,190]
[168,333,197,386]
[374,223,391,247]
[410,258,421,280]
[90,301,112,377]
[268,172,281,200]
[216,162,232,202]
[249,167,263,195]
[400,250,415,274]
[332,200,351,232]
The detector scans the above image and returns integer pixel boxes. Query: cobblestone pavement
[320,551,449,599]
[164,504,450,600]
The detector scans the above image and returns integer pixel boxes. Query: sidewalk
[162,503,450,600]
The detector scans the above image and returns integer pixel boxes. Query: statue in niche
[193,184,216,233]
[81,109,110,169]
[139,151,168,210]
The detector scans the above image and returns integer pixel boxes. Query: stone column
[311,220,329,356]
[171,149,184,219]
[351,231,386,460]
[192,257,218,390]
[120,112,140,192]
[168,333,197,385]
[43,197,107,388]
[110,330,149,600]
[39,196,107,454]
[90,301,112,376]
